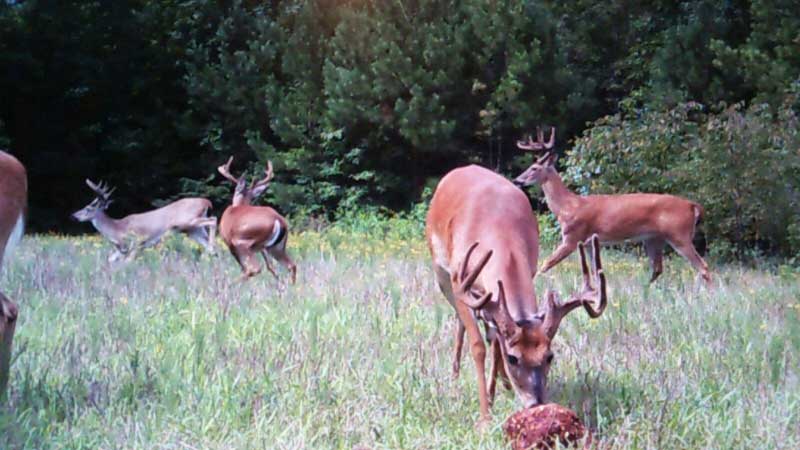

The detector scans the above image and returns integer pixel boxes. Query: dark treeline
[1,1,798,256]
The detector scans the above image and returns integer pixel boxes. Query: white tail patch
[2,213,25,267]
[265,220,282,248]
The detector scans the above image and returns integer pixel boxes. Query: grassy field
[0,226,798,449]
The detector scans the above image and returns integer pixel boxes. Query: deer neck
[540,170,579,218]
[231,194,252,207]
[91,212,125,245]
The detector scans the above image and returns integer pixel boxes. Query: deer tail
[692,203,704,226]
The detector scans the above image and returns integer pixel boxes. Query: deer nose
[513,178,525,187]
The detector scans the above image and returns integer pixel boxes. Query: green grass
[0,229,798,449]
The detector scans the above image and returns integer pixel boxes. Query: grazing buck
[514,128,711,284]
[71,180,217,262]
[217,157,296,283]
[0,150,26,399]
[426,164,607,427]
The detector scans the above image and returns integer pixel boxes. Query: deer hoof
[475,416,492,432]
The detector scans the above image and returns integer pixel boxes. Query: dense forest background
[0,0,798,257]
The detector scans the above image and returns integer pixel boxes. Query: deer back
[426,164,540,320]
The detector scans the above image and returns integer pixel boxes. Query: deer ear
[546,153,558,166]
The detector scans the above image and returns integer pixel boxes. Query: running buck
[514,127,711,284]
[426,164,607,427]
[217,157,296,283]
[0,150,26,400]
[71,180,217,262]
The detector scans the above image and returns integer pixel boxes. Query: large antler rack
[85,179,115,200]
[517,127,556,152]
[542,234,607,338]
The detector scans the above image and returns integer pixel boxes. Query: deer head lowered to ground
[514,127,711,284]
[217,156,296,283]
[425,164,608,428]
[71,180,217,262]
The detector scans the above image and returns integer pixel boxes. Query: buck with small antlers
[217,157,296,283]
[1,150,26,399]
[514,127,711,284]
[426,164,607,427]
[71,180,217,262]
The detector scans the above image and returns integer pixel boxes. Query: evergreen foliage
[1,0,798,255]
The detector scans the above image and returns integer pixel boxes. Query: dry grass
[0,229,798,449]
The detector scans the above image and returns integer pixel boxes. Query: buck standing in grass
[0,150,26,400]
[426,164,608,428]
[514,127,711,284]
[216,157,296,284]
[71,180,217,262]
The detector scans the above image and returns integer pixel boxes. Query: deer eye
[507,355,519,366]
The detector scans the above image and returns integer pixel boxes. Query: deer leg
[229,241,262,280]
[126,233,163,261]
[541,238,579,273]
[487,337,501,405]
[668,239,712,285]
[205,217,217,253]
[0,292,18,401]
[187,217,217,253]
[185,227,211,251]
[452,318,465,380]
[644,238,666,283]
[240,250,262,280]
[124,248,139,262]
[432,266,465,379]
[108,248,124,263]
[266,238,296,285]
[487,336,511,403]
[454,300,491,427]
[227,245,247,273]
[125,236,157,261]
[260,250,279,279]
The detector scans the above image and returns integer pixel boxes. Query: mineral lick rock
[503,403,589,450]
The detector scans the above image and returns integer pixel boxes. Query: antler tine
[86,178,100,192]
[517,133,542,151]
[581,235,606,318]
[516,134,533,150]
[544,127,555,149]
[542,235,607,337]
[456,242,494,309]
[86,179,114,200]
[517,126,556,152]
[459,242,493,293]
[563,235,606,316]
[251,160,274,189]
[217,156,240,184]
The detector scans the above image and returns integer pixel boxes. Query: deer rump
[220,206,286,249]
